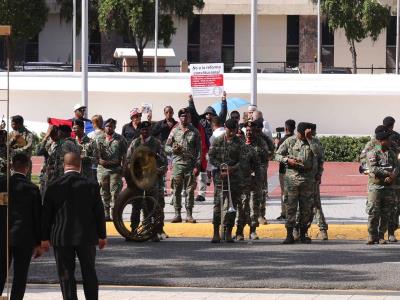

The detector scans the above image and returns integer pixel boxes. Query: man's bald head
[64,152,81,172]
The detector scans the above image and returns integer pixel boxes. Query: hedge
[318,136,371,162]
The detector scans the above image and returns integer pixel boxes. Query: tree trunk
[136,49,144,72]
[349,39,357,74]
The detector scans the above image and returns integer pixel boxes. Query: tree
[0,0,48,68]
[315,0,390,73]
[98,0,204,72]
[56,0,99,33]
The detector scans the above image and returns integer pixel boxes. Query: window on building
[187,15,200,63]
[321,22,334,67]
[386,16,396,73]
[222,15,235,72]
[89,26,101,64]
[286,15,299,68]
[25,35,39,62]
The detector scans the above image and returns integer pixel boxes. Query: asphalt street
[27,237,400,291]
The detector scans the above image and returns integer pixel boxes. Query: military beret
[297,122,308,135]
[104,118,117,127]
[375,125,392,140]
[178,108,189,117]
[58,125,72,134]
[252,119,264,129]
[309,123,317,131]
[11,115,24,125]
[383,116,395,127]
[140,121,152,129]
[225,118,238,129]
[246,121,257,128]
[73,119,84,128]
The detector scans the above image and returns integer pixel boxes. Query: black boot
[225,226,234,243]
[211,224,221,243]
[283,227,295,244]
[300,227,312,244]
[249,226,259,240]
[236,225,244,241]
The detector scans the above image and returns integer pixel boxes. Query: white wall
[235,15,287,63]
[2,72,400,136]
[334,29,387,73]
[39,14,81,63]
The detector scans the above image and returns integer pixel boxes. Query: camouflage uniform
[126,136,167,233]
[237,142,262,232]
[37,138,53,195]
[46,138,80,186]
[9,127,34,180]
[258,134,274,220]
[307,137,327,231]
[209,134,242,227]
[366,145,398,241]
[76,134,96,181]
[165,124,201,219]
[94,132,127,219]
[275,136,317,231]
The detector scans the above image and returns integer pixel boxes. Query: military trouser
[366,189,396,239]
[285,177,314,229]
[279,173,287,217]
[237,180,261,227]
[258,165,268,218]
[388,189,400,234]
[212,174,240,227]
[97,168,123,217]
[197,172,207,198]
[130,183,163,234]
[308,183,328,230]
[171,165,196,211]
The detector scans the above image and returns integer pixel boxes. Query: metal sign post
[81,0,89,115]
[250,0,258,106]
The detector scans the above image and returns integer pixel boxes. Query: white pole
[250,0,257,106]
[317,0,321,74]
[154,0,159,73]
[396,0,399,74]
[82,0,88,113]
[72,0,76,72]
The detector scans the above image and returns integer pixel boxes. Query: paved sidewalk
[22,285,400,300]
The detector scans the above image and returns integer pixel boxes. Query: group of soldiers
[360,116,400,244]
[0,97,331,244]
[5,101,400,245]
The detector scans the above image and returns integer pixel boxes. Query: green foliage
[319,136,371,162]
[0,0,48,67]
[315,0,390,73]
[56,0,99,33]
[98,0,204,71]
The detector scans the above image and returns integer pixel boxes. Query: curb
[106,223,399,240]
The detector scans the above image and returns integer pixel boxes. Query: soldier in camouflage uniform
[0,130,7,176]
[126,121,168,240]
[37,125,58,195]
[365,125,399,244]
[94,118,127,221]
[304,123,328,240]
[165,108,201,223]
[209,119,243,243]
[275,122,318,244]
[360,116,400,242]
[252,119,272,225]
[9,115,34,180]
[73,119,96,181]
[45,125,80,187]
[236,122,264,241]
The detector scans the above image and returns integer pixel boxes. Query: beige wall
[334,29,387,73]
[235,15,287,63]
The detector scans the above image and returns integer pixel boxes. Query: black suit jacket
[9,173,42,247]
[42,171,106,247]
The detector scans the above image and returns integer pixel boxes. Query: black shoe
[195,195,206,202]
[105,216,112,222]
[276,214,286,221]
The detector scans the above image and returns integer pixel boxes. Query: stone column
[199,15,223,63]
[101,31,123,64]
[299,15,318,74]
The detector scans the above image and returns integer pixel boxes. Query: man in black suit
[41,152,107,300]
[0,153,42,300]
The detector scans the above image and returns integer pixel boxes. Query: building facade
[1,0,398,73]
